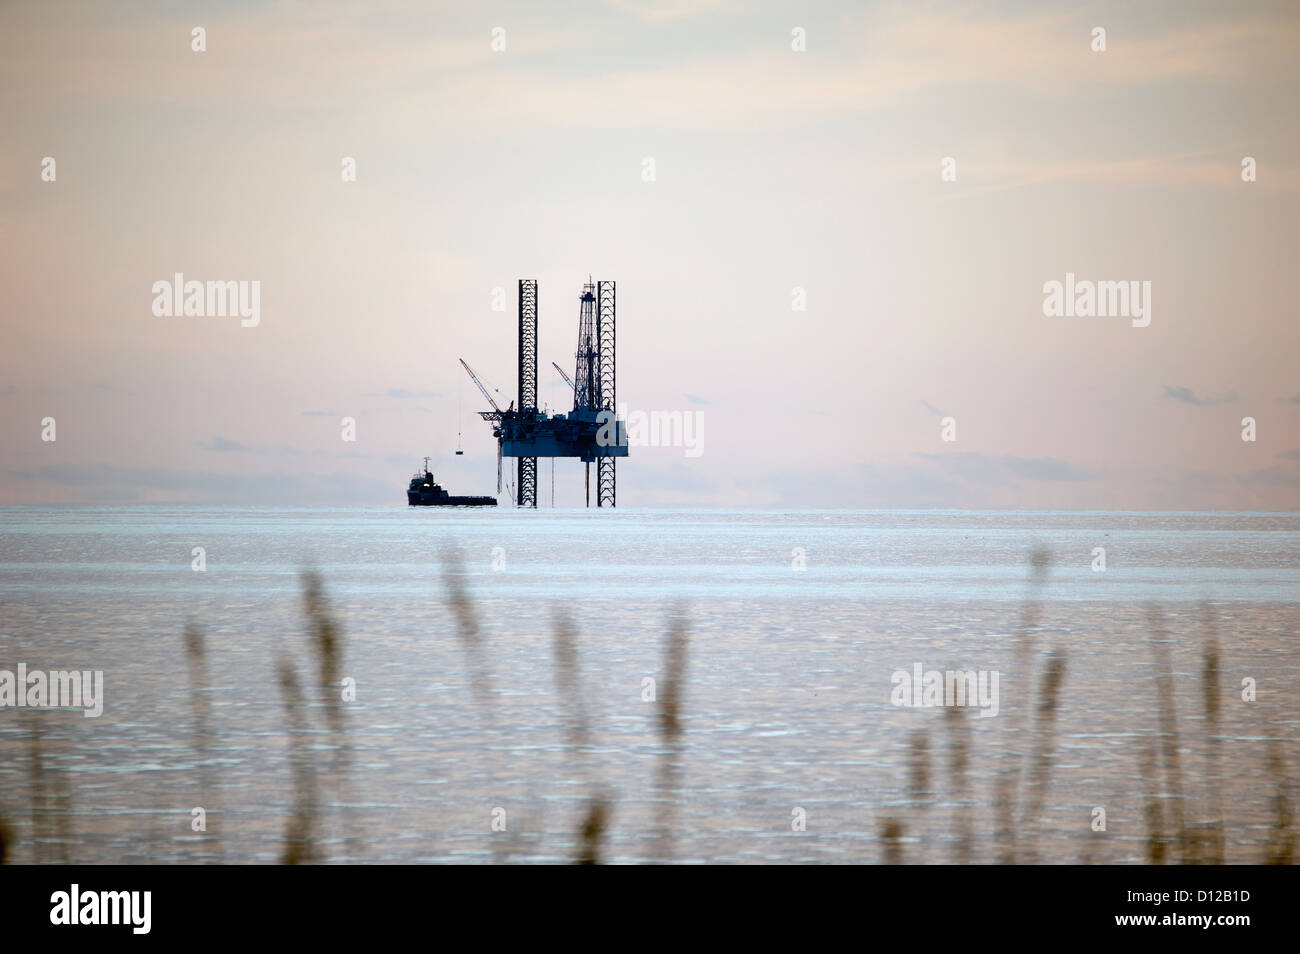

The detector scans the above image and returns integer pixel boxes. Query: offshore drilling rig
[460,278,628,508]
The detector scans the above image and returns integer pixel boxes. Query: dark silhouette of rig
[460,278,627,508]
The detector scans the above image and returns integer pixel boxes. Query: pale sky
[2,0,1298,508]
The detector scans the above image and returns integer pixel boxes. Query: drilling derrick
[465,276,627,509]
[574,283,598,412]
[574,282,599,504]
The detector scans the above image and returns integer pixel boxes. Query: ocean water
[0,507,1296,864]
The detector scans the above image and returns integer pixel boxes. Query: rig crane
[458,357,512,492]
[552,361,576,396]
[458,358,510,424]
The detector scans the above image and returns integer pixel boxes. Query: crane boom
[459,358,503,414]
[551,361,576,393]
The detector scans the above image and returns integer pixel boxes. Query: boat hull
[407,463,497,506]
[407,490,497,506]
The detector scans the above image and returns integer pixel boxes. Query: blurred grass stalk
[184,623,222,863]
[302,571,359,862]
[551,610,613,864]
[278,659,319,865]
[653,605,690,863]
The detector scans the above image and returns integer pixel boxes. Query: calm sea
[0,508,1296,863]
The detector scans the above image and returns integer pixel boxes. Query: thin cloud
[1244,466,1300,489]
[1163,385,1238,406]
[603,0,741,21]
[7,464,393,505]
[1003,456,1095,482]
[197,436,248,452]
[13,7,1296,136]
[918,452,1094,484]
[951,150,1300,199]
